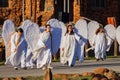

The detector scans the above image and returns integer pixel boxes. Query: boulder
[91,74,108,80]
[104,70,119,79]
[82,72,95,77]
[16,77,23,80]
[94,67,109,75]
[3,77,9,80]
[53,73,80,80]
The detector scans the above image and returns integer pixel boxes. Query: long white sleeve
[74,33,81,42]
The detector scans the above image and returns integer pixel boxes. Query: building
[0,0,120,27]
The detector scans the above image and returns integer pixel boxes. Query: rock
[94,67,109,75]
[62,78,68,80]
[69,74,80,77]
[110,78,119,80]
[82,72,95,77]
[9,78,14,80]
[91,74,108,80]
[104,70,119,79]
[53,74,80,80]
[53,74,68,79]
[92,77,99,80]
[2,77,9,80]
[16,77,23,80]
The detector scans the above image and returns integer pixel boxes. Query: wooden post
[85,41,89,58]
[114,39,118,56]
[44,68,52,80]
[107,17,118,56]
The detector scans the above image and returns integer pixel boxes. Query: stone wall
[25,0,54,26]
[0,0,23,27]
[0,8,10,27]
[0,0,81,26]
[73,0,81,22]
[80,0,120,25]
[0,0,120,26]
[9,0,23,26]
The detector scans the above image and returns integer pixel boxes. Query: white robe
[76,39,85,63]
[5,32,27,67]
[60,33,80,66]
[93,33,107,60]
[25,47,33,67]
[33,31,52,68]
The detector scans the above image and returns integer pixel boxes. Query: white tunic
[93,33,107,59]
[5,32,27,67]
[34,31,52,68]
[60,33,80,66]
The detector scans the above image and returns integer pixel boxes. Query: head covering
[67,22,75,28]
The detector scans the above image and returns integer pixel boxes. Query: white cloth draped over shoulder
[60,33,81,66]
[92,33,107,60]
[5,32,27,66]
[33,31,52,68]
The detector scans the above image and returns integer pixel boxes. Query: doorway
[54,0,74,23]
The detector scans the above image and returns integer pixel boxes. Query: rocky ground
[1,67,120,80]
[0,58,120,80]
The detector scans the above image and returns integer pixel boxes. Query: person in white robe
[92,27,107,61]
[5,28,27,69]
[60,25,81,67]
[31,24,52,70]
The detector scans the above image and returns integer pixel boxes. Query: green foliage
[80,76,92,80]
